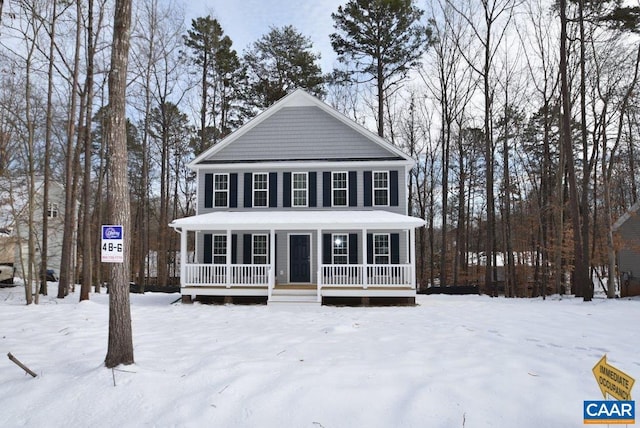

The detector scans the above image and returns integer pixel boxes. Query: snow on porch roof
[170,210,425,231]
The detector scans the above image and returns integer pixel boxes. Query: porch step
[268,288,320,306]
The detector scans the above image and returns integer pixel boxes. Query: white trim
[331,233,349,265]
[190,159,413,171]
[287,233,312,284]
[372,170,390,207]
[213,173,230,208]
[373,233,391,265]
[252,172,269,208]
[171,210,425,232]
[292,172,309,207]
[252,233,269,265]
[331,171,348,207]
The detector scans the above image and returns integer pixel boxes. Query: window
[292,172,308,207]
[373,234,390,264]
[253,235,268,264]
[212,235,227,264]
[373,171,389,206]
[47,202,59,218]
[332,172,347,206]
[253,173,268,207]
[214,174,229,207]
[332,234,348,264]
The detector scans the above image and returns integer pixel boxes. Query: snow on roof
[170,210,425,231]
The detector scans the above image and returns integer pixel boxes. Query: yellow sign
[592,355,635,401]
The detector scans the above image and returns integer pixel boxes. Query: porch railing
[183,264,270,287]
[320,264,414,288]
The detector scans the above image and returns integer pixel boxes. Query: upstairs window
[48,202,59,218]
[373,234,390,264]
[252,234,268,264]
[212,235,227,264]
[332,234,348,264]
[373,171,389,206]
[292,172,308,207]
[332,172,347,206]
[253,173,268,207]
[214,173,229,207]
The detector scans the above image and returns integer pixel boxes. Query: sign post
[101,225,124,263]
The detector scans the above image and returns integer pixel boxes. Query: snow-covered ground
[0,286,638,428]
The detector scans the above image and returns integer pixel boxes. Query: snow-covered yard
[0,286,638,428]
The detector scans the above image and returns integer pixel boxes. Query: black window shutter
[244,173,252,208]
[391,233,400,264]
[390,170,399,206]
[231,234,237,264]
[269,172,278,207]
[349,171,357,207]
[367,234,373,264]
[309,172,317,207]
[204,234,212,263]
[323,172,331,207]
[283,172,291,207]
[243,234,252,263]
[230,173,238,208]
[348,233,358,264]
[323,233,332,264]
[204,174,213,208]
[363,171,372,207]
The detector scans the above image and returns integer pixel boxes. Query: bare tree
[104,0,134,369]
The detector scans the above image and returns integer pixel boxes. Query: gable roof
[613,200,640,231]
[189,89,414,168]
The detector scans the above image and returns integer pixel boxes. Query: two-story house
[0,178,69,280]
[170,89,425,305]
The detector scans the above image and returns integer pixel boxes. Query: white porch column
[226,229,231,288]
[180,228,187,287]
[362,228,368,289]
[410,228,417,289]
[269,229,276,299]
[316,228,322,302]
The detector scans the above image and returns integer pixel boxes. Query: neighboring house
[170,90,425,305]
[612,202,640,297]
[0,178,70,280]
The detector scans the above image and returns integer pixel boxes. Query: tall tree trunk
[58,1,83,299]
[81,0,96,301]
[578,0,593,301]
[560,0,589,301]
[105,0,134,369]
[40,0,58,297]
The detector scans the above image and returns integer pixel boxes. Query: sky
[2,286,638,427]
[183,1,347,72]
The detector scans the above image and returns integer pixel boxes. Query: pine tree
[244,25,325,109]
[330,0,431,138]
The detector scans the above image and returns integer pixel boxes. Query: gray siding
[617,217,640,277]
[208,107,397,162]
[198,167,408,215]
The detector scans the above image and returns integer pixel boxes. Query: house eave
[170,210,426,232]
[189,157,414,171]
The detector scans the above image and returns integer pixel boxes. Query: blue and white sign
[101,225,124,263]
[584,400,635,424]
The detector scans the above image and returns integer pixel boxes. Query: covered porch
[169,210,425,304]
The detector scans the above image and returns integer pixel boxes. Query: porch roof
[170,210,425,231]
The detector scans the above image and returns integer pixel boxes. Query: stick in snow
[7,353,37,377]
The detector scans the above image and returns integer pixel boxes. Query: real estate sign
[101,225,124,263]
[592,355,635,401]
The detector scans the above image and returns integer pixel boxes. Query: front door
[289,234,311,283]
